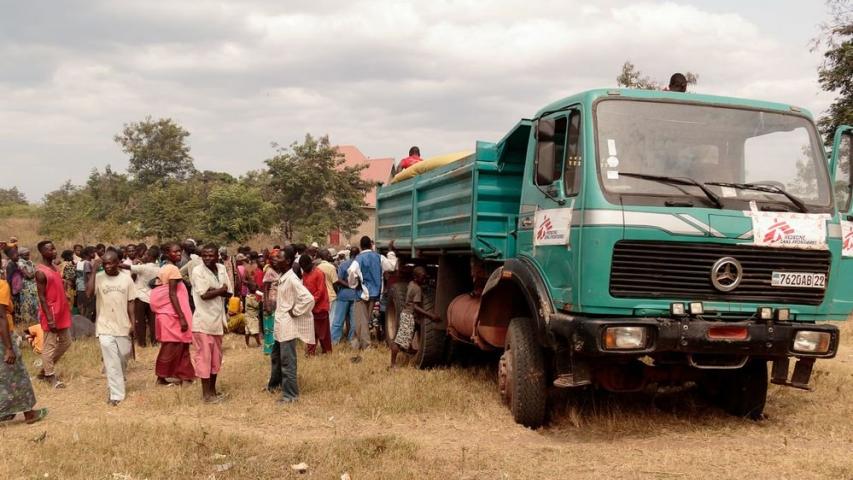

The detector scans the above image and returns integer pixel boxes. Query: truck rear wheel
[699,359,768,420]
[412,315,446,369]
[384,283,408,346]
[498,317,547,428]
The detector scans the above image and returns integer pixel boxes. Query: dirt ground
[1,325,852,480]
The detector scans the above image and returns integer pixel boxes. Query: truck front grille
[609,240,830,305]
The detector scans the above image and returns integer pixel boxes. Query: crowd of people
[0,233,428,424]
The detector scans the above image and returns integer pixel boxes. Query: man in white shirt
[190,244,231,403]
[121,246,161,347]
[271,247,314,404]
[87,251,136,406]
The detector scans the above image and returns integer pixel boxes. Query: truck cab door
[517,108,583,307]
[830,125,853,315]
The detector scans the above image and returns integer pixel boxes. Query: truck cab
[376,88,851,428]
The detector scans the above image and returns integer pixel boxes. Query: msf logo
[763,220,795,243]
[536,215,553,241]
[844,229,853,252]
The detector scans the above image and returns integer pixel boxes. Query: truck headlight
[604,326,648,350]
[792,331,831,354]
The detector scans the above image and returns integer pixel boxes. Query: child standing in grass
[390,266,438,368]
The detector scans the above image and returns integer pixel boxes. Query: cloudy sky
[0,0,836,201]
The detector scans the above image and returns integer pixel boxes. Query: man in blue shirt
[331,246,360,345]
[353,236,382,350]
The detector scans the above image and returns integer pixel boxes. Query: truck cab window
[564,110,582,196]
[535,116,567,186]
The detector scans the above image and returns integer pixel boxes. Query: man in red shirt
[35,240,72,388]
[299,255,331,355]
[398,146,422,170]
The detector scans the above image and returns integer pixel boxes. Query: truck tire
[700,359,768,420]
[384,283,408,346]
[413,286,444,369]
[498,317,547,428]
[413,321,446,369]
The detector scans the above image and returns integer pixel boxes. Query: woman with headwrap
[16,248,39,327]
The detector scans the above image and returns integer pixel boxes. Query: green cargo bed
[375,121,530,260]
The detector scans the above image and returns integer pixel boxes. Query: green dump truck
[375,88,851,428]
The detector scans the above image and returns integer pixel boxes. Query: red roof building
[332,145,395,246]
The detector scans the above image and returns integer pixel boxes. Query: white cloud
[0,0,834,200]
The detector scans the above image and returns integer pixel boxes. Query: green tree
[814,0,853,141]
[265,134,371,242]
[203,183,276,244]
[114,116,196,185]
[134,180,205,242]
[39,168,138,243]
[85,166,136,226]
[616,60,698,90]
[0,187,27,205]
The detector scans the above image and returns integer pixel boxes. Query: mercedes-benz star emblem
[710,257,743,292]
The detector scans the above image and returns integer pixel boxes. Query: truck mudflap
[550,315,840,359]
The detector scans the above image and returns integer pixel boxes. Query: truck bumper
[549,314,840,360]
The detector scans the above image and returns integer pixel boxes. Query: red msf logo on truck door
[844,228,853,251]
[533,208,572,246]
[536,215,554,241]
[763,220,795,243]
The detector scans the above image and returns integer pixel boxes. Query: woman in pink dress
[149,243,194,385]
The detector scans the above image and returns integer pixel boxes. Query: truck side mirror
[535,118,557,185]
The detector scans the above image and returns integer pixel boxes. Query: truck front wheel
[498,317,547,428]
[699,359,768,420]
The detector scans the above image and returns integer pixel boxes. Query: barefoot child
[390,266,438,367]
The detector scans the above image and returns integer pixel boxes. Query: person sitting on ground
[399,146,422,171]
[668,73,688,93]
[226,295,245,333]
[390,266,439,368]
[243,289,262,348]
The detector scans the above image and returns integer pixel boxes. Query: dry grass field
[0,323,851,480]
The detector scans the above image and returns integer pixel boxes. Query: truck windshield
[595,100,832,209]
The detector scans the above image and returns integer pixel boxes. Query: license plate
[771,272,826,289]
